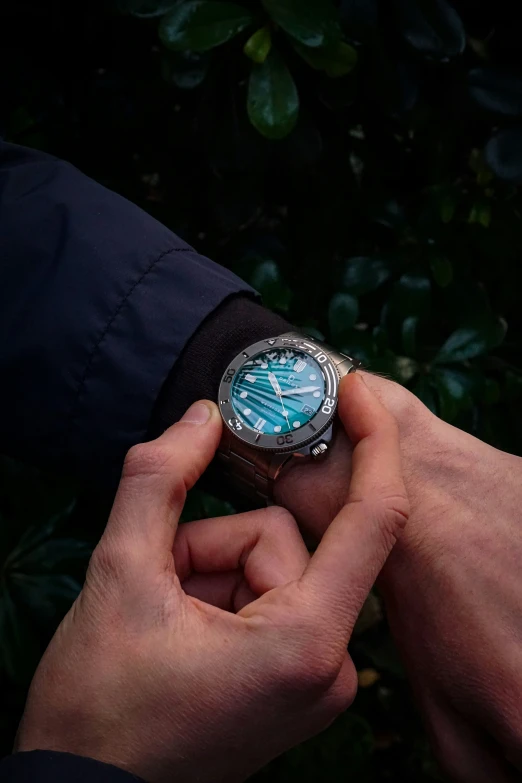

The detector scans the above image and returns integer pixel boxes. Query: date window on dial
[301,404,315,417]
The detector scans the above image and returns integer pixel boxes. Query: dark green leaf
[433,367,473,421]
[13,539,91,573]
[483,378,500,405]
[118,0,178,16]
[390,274,431,319]
[505,371,522,402]
[293,40,358,77]
[393,355,419,384]
[161,50,209,89]
[9,573,81,617]
[341,257,394,295]
[402,315,418,357]
[391,0,465,61]
[249,259,293,311]
[243,26,271,64]
[159,1,253,51]
[468,201,491,228]
[262,0,341,48]
[434,321,507,364]
[469,67,522,117]
[485,128,522,184]
[328,293,358,342]
[247,51,299,140]
[430,254,453,287]
[341,329,376,366]
[0,588,41,682]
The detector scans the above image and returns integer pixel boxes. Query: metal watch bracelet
[218,332,359,504]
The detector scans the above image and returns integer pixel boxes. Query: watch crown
[311,442,328,460]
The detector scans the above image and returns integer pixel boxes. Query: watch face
[218,336,340,452]
[230,347,325,435]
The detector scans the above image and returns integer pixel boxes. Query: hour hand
[281,386,320,396]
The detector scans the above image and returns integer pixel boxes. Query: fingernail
[180,401,211,425]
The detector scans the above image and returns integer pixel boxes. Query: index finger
[298,373,409,633]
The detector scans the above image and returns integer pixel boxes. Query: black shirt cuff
[0,751,146,783]
[149,295,291,437]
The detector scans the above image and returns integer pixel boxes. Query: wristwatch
[217,331,359,502]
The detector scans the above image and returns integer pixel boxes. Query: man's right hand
[15,379,408,783]
[276,373,522,783]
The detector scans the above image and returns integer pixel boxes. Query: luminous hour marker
[240,391,248,399]
[279,357,287,364]
[245,373,257,383]
[243,408,251,416]
[309,373,317,381]
[261,362,268,369]
[293,421,300,428]
[274,425,282,433]
[294,359,307,373]
[313,391,321,398]
[254,417,266,432]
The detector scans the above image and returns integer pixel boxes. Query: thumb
[298,374,409,633]
[103,400,222,559]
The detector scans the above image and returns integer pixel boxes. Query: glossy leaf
[341,256,394,295]
[390,274,431,319]
[0,587,41,682]
[262,0,341,48]
[247,51,299,140]
[434,320,506,364]
[118,0,178,17]
[434,368,473,421]
[391,0,465,61]
[9,572,81,613]
[468,201,491,228]
[485,128,522,184]
[159,1,253,52]
[328,292,359,342]
[401,316,417,357]
[430,254,453,287]
[294,40,358,77]
[161,50,209,89]
[249,260,292,311]
[243,27,271,64]
[469,67,522,117]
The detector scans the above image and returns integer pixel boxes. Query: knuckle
[88,541,127,583]
[123,442,174,481]
[322,666,358,718]
[275,629,344,696]
[265,505,298,534]
[352,493,410,542]
[378,493,410,535]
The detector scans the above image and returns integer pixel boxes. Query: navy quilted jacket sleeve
[0,142,257,481]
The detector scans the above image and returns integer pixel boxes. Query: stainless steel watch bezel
[218,335,340,453]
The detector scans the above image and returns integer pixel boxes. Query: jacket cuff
[0,751,146,783]
[149,295,291,437]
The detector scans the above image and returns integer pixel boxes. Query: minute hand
[280,386,320,396]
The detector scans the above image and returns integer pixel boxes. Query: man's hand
[276,372,522,783]
[16,378,408,783]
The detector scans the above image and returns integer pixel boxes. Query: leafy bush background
[1,0,522,779]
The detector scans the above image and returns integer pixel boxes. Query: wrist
[274,371,442,541]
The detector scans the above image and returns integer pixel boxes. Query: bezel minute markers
[218,336,340,453]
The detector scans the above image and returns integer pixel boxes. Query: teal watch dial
[230,347,325,435]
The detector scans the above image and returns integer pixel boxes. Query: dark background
[1,0,522,779]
